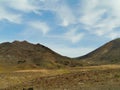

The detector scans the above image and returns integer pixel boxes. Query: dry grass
[0,64,120,90]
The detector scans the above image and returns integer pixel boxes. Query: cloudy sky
[0,0,120,57]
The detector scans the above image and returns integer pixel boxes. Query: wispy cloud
[28,21,50,35]
[21,21,50,39]
[46,27,84,43]
[79,0,120,39]
[0,7,22,23]
[0,0,41,24]
[36,0,77,27]
[64,27,84,43]
[0,0,77,26]
[55,3,76,27]
[108,32,120,39]
[3,0,40,13]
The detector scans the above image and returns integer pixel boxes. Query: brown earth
[0,65,120,90]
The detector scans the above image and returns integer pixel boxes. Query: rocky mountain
[76,38,120,65]
[0,41,80,70]
[0,38,119,70]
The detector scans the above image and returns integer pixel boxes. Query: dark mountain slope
[76,38,120,65]
[0,41,80,70]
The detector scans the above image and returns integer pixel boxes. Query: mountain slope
[76,38,120,65]
[0,41,80,70]
[0,38,119,70]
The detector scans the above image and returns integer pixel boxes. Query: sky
[0,0,120,57]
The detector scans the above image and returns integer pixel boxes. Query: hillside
[0,40,80,70]
[76,38,120,65]
[0,38,120,70]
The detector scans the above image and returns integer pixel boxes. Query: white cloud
[36,0,77,27]
[79,0,120,39]
[0,0,77,27]
[46,27,84,43]
[21,21,50,39]
[3,0,39,13]
[28,21,50,35]
[0,7,22,23]
[45,34,84,44]
[64,28,84,43]
[0,0,41,24]
[108,32,120,39]
[55,4,76,27]
[80,10,106,26]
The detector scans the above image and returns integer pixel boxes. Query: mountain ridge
[77,38,120,65]
[0,38,120,70]
[0,40,81,70]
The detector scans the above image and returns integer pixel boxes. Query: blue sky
[0,0,120,57]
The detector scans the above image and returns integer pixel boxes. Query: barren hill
[0,40,80,70]
[0,38,120,70]
[77,38,120,65]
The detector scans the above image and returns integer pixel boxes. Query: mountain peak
[12,40,30,44]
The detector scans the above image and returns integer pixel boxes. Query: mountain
[0,41,80,70]
[76,38,120,65]
[0,38,119,70]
